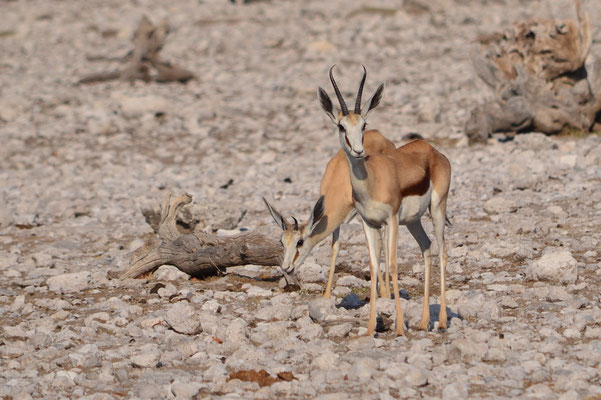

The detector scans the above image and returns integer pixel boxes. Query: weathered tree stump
[466,0,601,143]
[79,16,195,85]
[120,193,282,279]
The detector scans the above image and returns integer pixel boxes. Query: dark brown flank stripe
[401,172,431,197]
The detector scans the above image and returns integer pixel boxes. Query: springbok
[263,128,396,299]
[319,65,452,336]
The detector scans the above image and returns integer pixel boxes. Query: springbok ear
[263,197,288,231]
[307,195,325,230]
[361,83,385,118]
[318,87,337,124]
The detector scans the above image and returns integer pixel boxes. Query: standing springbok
[319,65,451,336]
[263,129,396,299]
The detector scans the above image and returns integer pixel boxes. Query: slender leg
[361,219,381,336]
[431,198,448,330]
[387,215,404,336]
[439,242,447,330]
[323,228,340,298]
[375,229,390,299]
[381,228,391,299]
[406,221,432,331]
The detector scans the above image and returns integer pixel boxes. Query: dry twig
[79,16,194,85]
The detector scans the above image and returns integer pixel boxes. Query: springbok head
[318,65,385,158]
[263,196,325,282]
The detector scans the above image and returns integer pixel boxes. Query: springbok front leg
[362,220,381,336]
[322,226,388,300]
[378,228,391,299]
[323,227,341,298]
[321,210,388,299]
[406,220,433,331]
[387,215,404,336]
[375,228,391,299]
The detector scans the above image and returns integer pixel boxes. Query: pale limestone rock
[527,250,578,284]
[47,271,90,293]
[164,302,201,335]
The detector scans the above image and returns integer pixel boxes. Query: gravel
[1,0,601,398]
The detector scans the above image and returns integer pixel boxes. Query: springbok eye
[296,239,304,248]
[338,125,346,134]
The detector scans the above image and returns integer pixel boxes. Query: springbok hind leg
[432,201,448,330]
[406,221,432,331]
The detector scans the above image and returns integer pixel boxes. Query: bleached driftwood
[120,193,282,279]
[466,0,601,143]
[79,16,194,84]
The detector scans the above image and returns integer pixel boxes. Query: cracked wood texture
[120,193,282,279]
[466,0,601,143]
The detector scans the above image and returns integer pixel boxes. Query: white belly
[398,184,432,225]
[354,198,393,229]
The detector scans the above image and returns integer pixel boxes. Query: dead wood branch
[119,193,282,279]
[141,197,247,234]
[466,0,600,143]
[79,16,194,85]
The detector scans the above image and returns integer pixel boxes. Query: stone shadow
[423,303,462,331]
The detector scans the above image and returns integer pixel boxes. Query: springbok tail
[402,132,424,141]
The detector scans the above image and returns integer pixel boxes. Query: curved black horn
[291,216,299,230]
[329,65,348,116]
[355,65,367,114]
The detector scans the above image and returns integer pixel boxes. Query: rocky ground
[1,0,601,399]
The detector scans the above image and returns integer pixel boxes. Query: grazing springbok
[319,65,452,336]
[263,129,396,299]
